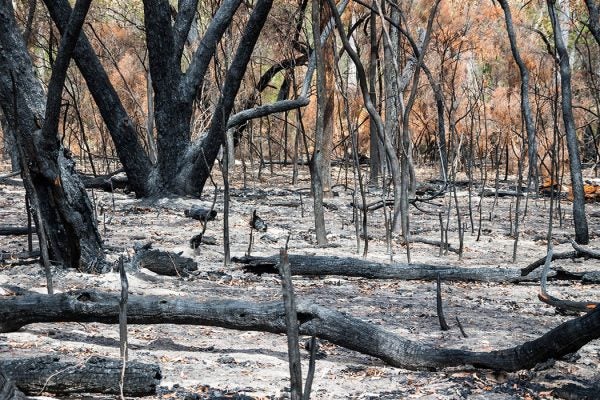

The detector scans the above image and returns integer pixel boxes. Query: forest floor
[1,161,600,399]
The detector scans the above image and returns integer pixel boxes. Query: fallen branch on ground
[538,248,598,313]
[0,226,33,236]
[0,355,160,396]
[132,248,197,277]
[0,251,39,263]
[79,170,128,192]
[1,290,599,372]
[521,239,600,277]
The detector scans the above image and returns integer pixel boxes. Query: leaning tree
[0,0,104,274]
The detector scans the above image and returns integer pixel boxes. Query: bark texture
[0,356,160,396]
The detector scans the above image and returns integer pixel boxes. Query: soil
[1,162,599,399]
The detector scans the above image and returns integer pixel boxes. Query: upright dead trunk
[547,0,589,244]
[369,2,381,185]
[311,0,328,245]
[498,0,538,190]
[320,2,334,197]
[0,0,104,272]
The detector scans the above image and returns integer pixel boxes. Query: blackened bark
[369,2,381,184]
[0,109,19,171]
[2,290,600,372]
[311,0,328,245]
[179,0,244,103]
[143,0,193,187]
[173,0,200,63]
[133,248,198,277]
[547,0,589,244]
[0,0,104,272]
[1,356,160,396]
[0,369,27,400]
[186,0,274,195]
[234,254,535,282]
[498,0,538,190]
[320,2,334,196]
[42,0,153,196]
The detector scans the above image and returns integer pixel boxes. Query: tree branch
[173,0,199,63]
[180,0,243,103]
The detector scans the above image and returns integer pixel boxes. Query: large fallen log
[0,355,160,396]
[234,254,600,284]
[233,255,534,283]
[1,290,599,372]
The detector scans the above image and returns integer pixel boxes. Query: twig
[455,316,468,338]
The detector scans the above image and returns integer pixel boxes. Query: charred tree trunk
[42,0,154,197]
[1,356,160,397]
[233,253,600,283]
[311,0,328,245]
[0,0,104,272]
[369,2,382,184]
[185,0,275,195]
[2,290,600,372]
[498,0,538,190]
[320,2,334,196]
[547,0,590,244]
[0,109,19,171]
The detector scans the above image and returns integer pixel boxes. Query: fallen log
[233,254,532,283]
[184,206,217,222]
[0,226,32,236]
[521,251,580,276]
[79,171,128,192]
[0,356,160,396]
[234,254,600,284]
[1,290,600,372]
[133,249,197,277]
[0,251,39,263]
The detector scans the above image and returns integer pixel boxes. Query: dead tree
[547,0,589,244]
[1,290,600,372]
[0,0,104,273]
